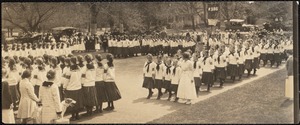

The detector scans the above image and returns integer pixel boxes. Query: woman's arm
[51,85,62,115]
[26,82,40,102]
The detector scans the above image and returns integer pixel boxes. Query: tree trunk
[90,3,98,34]
[203,2,208,27]
[191,15,196,31]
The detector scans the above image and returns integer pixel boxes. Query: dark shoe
[81,113,90,117]
[111,107,115,110]
[70,117,76,121]
[174,98,179,102]
[157,92,163,99]
[103,107,111,111]
[147,91,153,99]
[75,116,80,120]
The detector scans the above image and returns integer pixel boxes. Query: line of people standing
[1,53,121,123]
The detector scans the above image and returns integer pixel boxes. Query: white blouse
[155,62,165,80]
[171,66,182,85]
[143,61,156,78]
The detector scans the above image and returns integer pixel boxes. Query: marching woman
[109,38,116,57]
[215,50,227,87]
[237,48,245,80]
[122,38,129,58]
[164,58,173,101]
[33,58,48,97]
[39,70,62,123]
[108,37,113,54]
[103,54,122,111]
[253,43,260,75]
[202,51,214,92]
[170,39,178,56]
[227,47,239,82]
[81,54,98,116]
[142,54,156,99]
[163,39,170,56]
[149,39,155,56]
[267,43,275,67]
[170,59,182,102]
[95,39,101,51]
[116,40,123,58]
[245,49,254,77]
[7,58,21,111]
[94,54,107,113]
[2,68,15,123]
[260,43,268,67]
[177,52,197,105]
[128,40,134,57]
[50,57,64,101]
[63,57,83,121]
[134,38,140,56]
[273,44,281,68]
[155,55,165,100]
[192,53,202,95]
[17,70,41,124]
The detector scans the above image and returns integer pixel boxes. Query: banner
[208,19,219,26]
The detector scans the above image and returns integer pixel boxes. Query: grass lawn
[148,68,293,124]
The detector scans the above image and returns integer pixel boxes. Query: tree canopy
[2,1,293,33]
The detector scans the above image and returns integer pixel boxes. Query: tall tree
[2,2,65,33]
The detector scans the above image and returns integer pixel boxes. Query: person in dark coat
[102,35,109,53]
[84,33,91,52]
[2,68,15,123]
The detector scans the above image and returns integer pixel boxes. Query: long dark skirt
[134,46,140,54]
[171,47,178,55]
[216,67,226,79]
[9,85,20,103]
[141,46,147,54]
[227,64,238,77]
[145,45,150,54]
[245,59,253,70]
[260,53,267,61]
[194,77,202,87]
[158,45,163,52]
[82,86,98,107]
[163,80,171,90]
[238,64,245,76]
[155,79,164,89]
[128,47,134,56]
[169,84,178,92]
[65,89,84,112]
[163,46,170,54]
[202,72,213,85]
[281,52,287,60]
[266,53,274,61]
[274,53,281,62]
[253,57,260,69]
[58,86,64,102]
[116,47,122,55]
[95,81,108,102]
[104,82,122,102]
[142,77,155,89]
[178,45,183,50]
[108,47,113,54]
[122,47,129,56]
[150,47,156,55]
[111,47,116,55]
[34,85,40,97]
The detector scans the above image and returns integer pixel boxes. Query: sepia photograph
[1,1,299,124]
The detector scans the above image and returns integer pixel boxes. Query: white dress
[177,60,197,100]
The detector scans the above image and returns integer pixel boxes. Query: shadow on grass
[280,99,293,108]
[132,93,188,111]
[71,110,118,124]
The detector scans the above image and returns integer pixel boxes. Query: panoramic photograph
[1,1,298,124]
